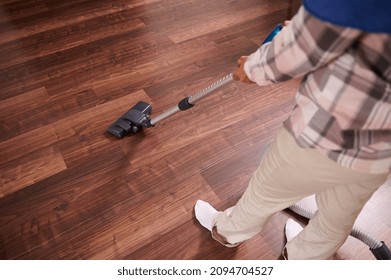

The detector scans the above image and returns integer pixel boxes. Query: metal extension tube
[149,73,233,126]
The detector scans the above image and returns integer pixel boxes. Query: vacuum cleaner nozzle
[107,101,152,138]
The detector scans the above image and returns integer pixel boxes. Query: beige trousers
[213,127,388,259]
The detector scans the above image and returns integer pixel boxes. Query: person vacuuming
[195,0,391,259]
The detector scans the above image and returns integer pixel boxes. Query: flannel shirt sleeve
[244,6,362,86]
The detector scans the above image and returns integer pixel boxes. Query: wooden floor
[0,0,390,260]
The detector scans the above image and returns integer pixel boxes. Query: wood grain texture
[0,0,390,260]
[0,147,66,198]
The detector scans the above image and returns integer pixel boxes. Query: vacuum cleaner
[107,24,391,260]
[106,24,283,138]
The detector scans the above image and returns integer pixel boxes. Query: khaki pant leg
[286,173,387,259]
[213,127,388,255]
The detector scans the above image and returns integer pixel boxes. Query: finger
[233,69,244,81]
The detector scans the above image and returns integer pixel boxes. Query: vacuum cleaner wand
[107,24,283,138]
[149,73,234,126]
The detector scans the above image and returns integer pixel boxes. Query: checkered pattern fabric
[244,6,391,173]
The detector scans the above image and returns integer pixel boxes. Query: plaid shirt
[244,6,391,174]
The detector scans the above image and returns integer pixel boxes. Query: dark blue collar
[303,0,391,33]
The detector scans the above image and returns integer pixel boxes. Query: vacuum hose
[289,201,391,260]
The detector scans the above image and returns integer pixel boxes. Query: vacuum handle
[262,23,283,44]
[148,24,283,127]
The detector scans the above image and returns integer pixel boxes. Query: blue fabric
[303,0,391,33]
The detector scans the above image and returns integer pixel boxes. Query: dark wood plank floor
[0,0,390,260]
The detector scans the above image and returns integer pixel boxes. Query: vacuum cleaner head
[107,101,152,138]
